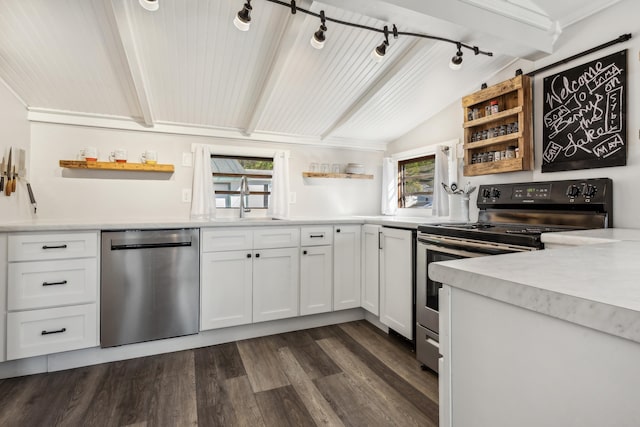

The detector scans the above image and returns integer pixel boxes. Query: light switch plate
[182,152,193,167]
[289,192,296,204]
[182,189,192,203]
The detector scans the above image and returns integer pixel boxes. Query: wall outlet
[182,189,192,203]
[182,152,193,167]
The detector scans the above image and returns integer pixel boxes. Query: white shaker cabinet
[200,227,300,330]
[6,231,100,360]
[379,227,414,340]
[361,224,380,315]
[253,247,299,322]
[300,226,333,316]
[200,250,253,330]
[333,225,361,310]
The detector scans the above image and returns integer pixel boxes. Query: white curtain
[268,151,290,219]
[381,157,397,215]
[432,145,450,217]
[190,144,216,220]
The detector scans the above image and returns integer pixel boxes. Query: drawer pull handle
[41,328,67,336]
[310,234,324,238]
[42,280,68,287]
[42,244,68,250]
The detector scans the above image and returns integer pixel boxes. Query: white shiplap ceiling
[0,0,621,150]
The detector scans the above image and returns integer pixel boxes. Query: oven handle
[419,235,532,256]
[421,243,490,258]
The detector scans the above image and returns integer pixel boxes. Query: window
[398,155,435,208]
[211,155,273,209]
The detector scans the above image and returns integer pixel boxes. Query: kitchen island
[430,241,640,427]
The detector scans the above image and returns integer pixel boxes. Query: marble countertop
[0,215,448,232]
[430,240,640,344]
[541,228,640,246]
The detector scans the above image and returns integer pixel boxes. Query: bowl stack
[345,163,364,174]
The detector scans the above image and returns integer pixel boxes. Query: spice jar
[490,100,499,114]
[505,146,516,159]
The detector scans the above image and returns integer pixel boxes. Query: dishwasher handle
[111,241,192,250]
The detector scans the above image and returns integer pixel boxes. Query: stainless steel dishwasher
[100,229,199,347]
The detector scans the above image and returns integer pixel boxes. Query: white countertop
[541,227,640,245]
[429,240,640,344]
[0,215,448,232]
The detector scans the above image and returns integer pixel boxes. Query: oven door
[416,239,490,335]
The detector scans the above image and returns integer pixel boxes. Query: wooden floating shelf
[463,158,523,176]
[59,160,175,173]
[464,133,521,150]
[302,172,373,180]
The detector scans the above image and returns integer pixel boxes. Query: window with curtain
[211,155,273,209]
[398,155,435,208]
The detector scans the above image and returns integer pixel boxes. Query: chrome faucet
[239,175,251,218]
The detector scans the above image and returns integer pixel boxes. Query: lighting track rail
[257,0,493,66]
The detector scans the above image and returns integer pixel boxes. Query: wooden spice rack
[302,172,373,180]
[59,160,174,173]
[462,75,533,176]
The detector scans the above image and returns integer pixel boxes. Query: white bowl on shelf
[345,163,364,174]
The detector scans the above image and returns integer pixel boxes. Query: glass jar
[505,146,516,159]
[490,100,499,114]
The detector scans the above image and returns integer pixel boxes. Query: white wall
[388,0,640,228]
[29,122,382,220]
[0,82,30,221]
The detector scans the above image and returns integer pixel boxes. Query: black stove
[418,178,613,250]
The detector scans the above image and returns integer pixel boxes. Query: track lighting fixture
[138,0,159,12]
[233,0,252,32]
[371,26,389,63]
[230,0,494,66]
[310,10,327,49]
[449,43,463,70]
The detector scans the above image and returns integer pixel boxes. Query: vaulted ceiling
[0,0,621,150]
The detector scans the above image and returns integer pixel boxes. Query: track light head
[449,43,463,70]
[310,11,327,49]
[139,0,159,12]
[371,26,390,63]
[371,42,387,62]
[233,1,252,31]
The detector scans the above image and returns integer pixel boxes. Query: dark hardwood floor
[0,320,439,426]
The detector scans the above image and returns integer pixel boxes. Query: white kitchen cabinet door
[300,246,333,316]
[380,227,413,339]
[200,250,253,330]
[361,224,380,315]
[253,247,299,322]
[333,225,361,310]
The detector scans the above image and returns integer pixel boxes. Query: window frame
[397,154,435,209]
[211,154,274,210]
[391,140,458,217]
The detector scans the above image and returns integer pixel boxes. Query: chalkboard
[542,50,627,173]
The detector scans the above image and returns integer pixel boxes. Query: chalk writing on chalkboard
[542,50,626,173]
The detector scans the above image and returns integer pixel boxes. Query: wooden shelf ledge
[303,172,373,180]
[462,106,522,128]
[59,160,175,173]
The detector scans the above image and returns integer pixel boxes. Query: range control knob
[583,184,597,198]
[491,188,501,198]
[566,184,581,198]
[482,188,491,198]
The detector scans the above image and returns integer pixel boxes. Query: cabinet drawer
[301,226,333,246]
[8,258,98,310]
[9,232,98,261]
[201,228,253,252]
[6,304,98,360]
[253,228,300,249]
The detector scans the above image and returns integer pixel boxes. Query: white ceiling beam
[106,0,155,127]
[321,38,426,140]
[243,0,314,136]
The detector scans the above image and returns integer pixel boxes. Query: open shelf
[59,160,174,173]
[302,172,373,180]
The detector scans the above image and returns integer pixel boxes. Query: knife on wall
[5,148,11,196]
